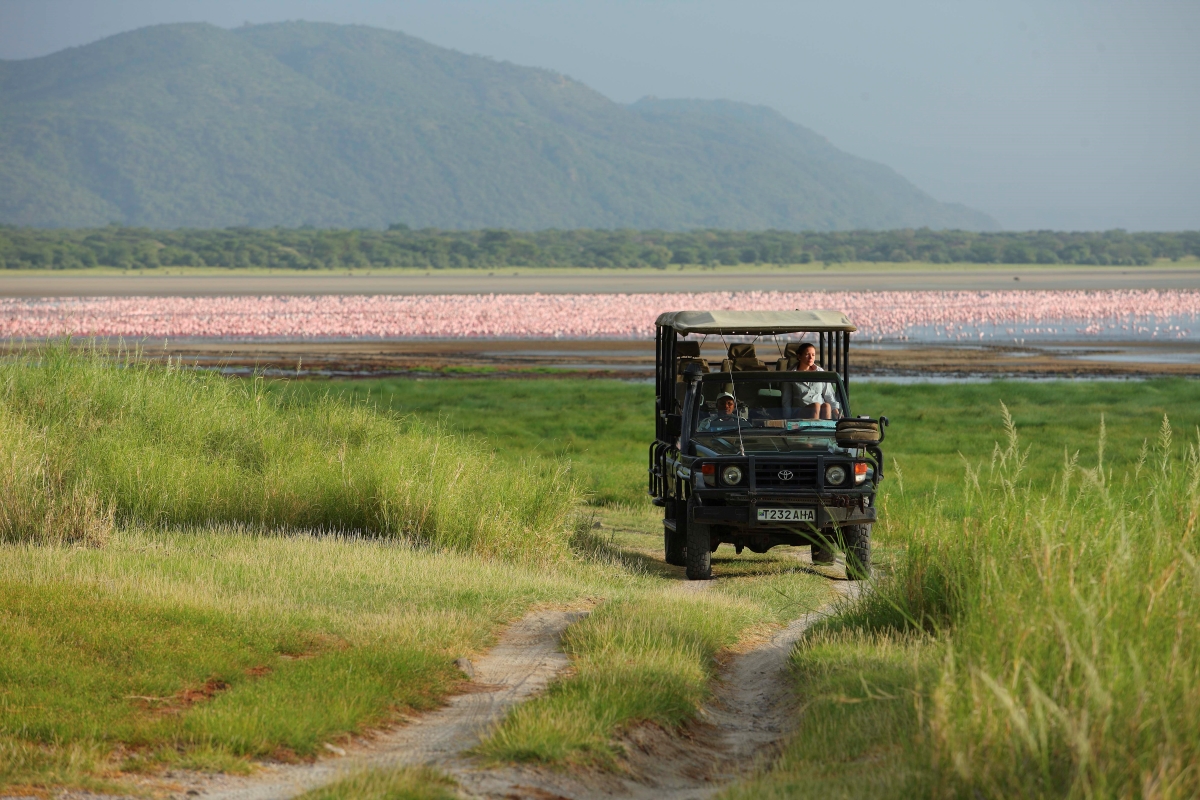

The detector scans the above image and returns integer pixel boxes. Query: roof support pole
[842,331,850,389]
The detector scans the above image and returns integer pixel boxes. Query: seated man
[790,342,841,420]
[696,392,744,432]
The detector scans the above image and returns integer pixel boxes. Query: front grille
[755,461,818,490]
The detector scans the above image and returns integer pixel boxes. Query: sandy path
[185,610,586,800]
[447,578,862,800]
[33,571,859,800]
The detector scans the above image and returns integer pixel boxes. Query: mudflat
[14,337,1197,378]
[3,266,1200,296]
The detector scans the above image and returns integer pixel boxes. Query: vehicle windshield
[690,375,846,451]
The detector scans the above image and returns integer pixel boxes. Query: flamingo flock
[0,290,1196,342]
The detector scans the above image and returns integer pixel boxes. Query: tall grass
[0,523,643,789]
[0,404,113,546]
[842,406,1200,797]
[0,344,579,559]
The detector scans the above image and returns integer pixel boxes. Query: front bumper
[691,497,876,529]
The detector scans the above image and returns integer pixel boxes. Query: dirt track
[2,266,1199,297]
[189,610,587,800]
[163,571,858,800]
[460,578,860,800]
[10,557,861,800]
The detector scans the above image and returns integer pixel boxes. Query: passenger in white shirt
[790,343,840,420]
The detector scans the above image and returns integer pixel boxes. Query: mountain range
[0,22,997,231]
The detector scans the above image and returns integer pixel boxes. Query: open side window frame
[655,326,854,444]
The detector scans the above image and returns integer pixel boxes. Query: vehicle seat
[674,341,710,408]
[721,343,766,372]
[776,342,804,371]
[675,341,710,374]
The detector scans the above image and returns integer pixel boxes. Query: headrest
[727,343,757,359]
[676,341,702,357]
[784,342,805,357]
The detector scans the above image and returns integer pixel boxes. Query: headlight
[721,465,744,485]
[825,464,847,485]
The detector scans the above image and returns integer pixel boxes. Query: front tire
[686,521,712,580]
[843,524,872,579]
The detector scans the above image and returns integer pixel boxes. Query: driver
[696,392,743,431]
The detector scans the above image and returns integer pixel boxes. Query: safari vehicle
[648,310,887,580]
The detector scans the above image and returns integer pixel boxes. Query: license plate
[756,507,815,522]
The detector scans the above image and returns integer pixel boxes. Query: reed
[0,343,580,560]
[744,408,1200,798]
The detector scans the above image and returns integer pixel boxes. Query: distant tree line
[2,226,1197,271]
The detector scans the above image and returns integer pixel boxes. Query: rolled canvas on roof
[655,310,857,334]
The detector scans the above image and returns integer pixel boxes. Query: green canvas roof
[655,310,856,334]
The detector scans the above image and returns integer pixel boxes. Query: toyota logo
[777,469,794,481]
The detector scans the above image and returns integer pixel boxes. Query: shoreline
[7,337,1199,379]
[2,264,1200,295]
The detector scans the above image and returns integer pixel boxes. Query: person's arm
[822,382,843,418]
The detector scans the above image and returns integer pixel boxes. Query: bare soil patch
[7,338,1199,379]
[444,581,862,800]
[177,609,588,800]
[13,571,858,800]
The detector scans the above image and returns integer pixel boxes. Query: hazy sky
[2,0,1198,231]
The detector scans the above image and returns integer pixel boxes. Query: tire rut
[450,579,863,800]
[182,609,588,800]
[49,566,862,800]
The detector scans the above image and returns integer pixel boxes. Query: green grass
[0,526,632,789]
[735,408,1200,799]
[273,374,1200,786]
[290,375,1200,791]
[293,767,458,800]
[0,344,580,559]
[854,378,1200,497]
[276,377,655,506]
[0,521,827,793]
[721,630,928,800]
[280,376,1200,507]
[6,360,1200,796]
[479,591,753,765]
[478,552,831,766]
[0,350,832,793]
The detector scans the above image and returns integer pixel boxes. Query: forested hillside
[0,22,994,232]
[2,226,1195,270]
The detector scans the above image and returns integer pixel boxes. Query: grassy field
[277,378,652,506]
[286,376,1200,506]
[477,515,831,766]
[0,345,579,557]
[3,352,1199,797]
[287,375,1200,796]
[728,409,1200,799]
[0,528,612,789]
[0,350,831,794]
